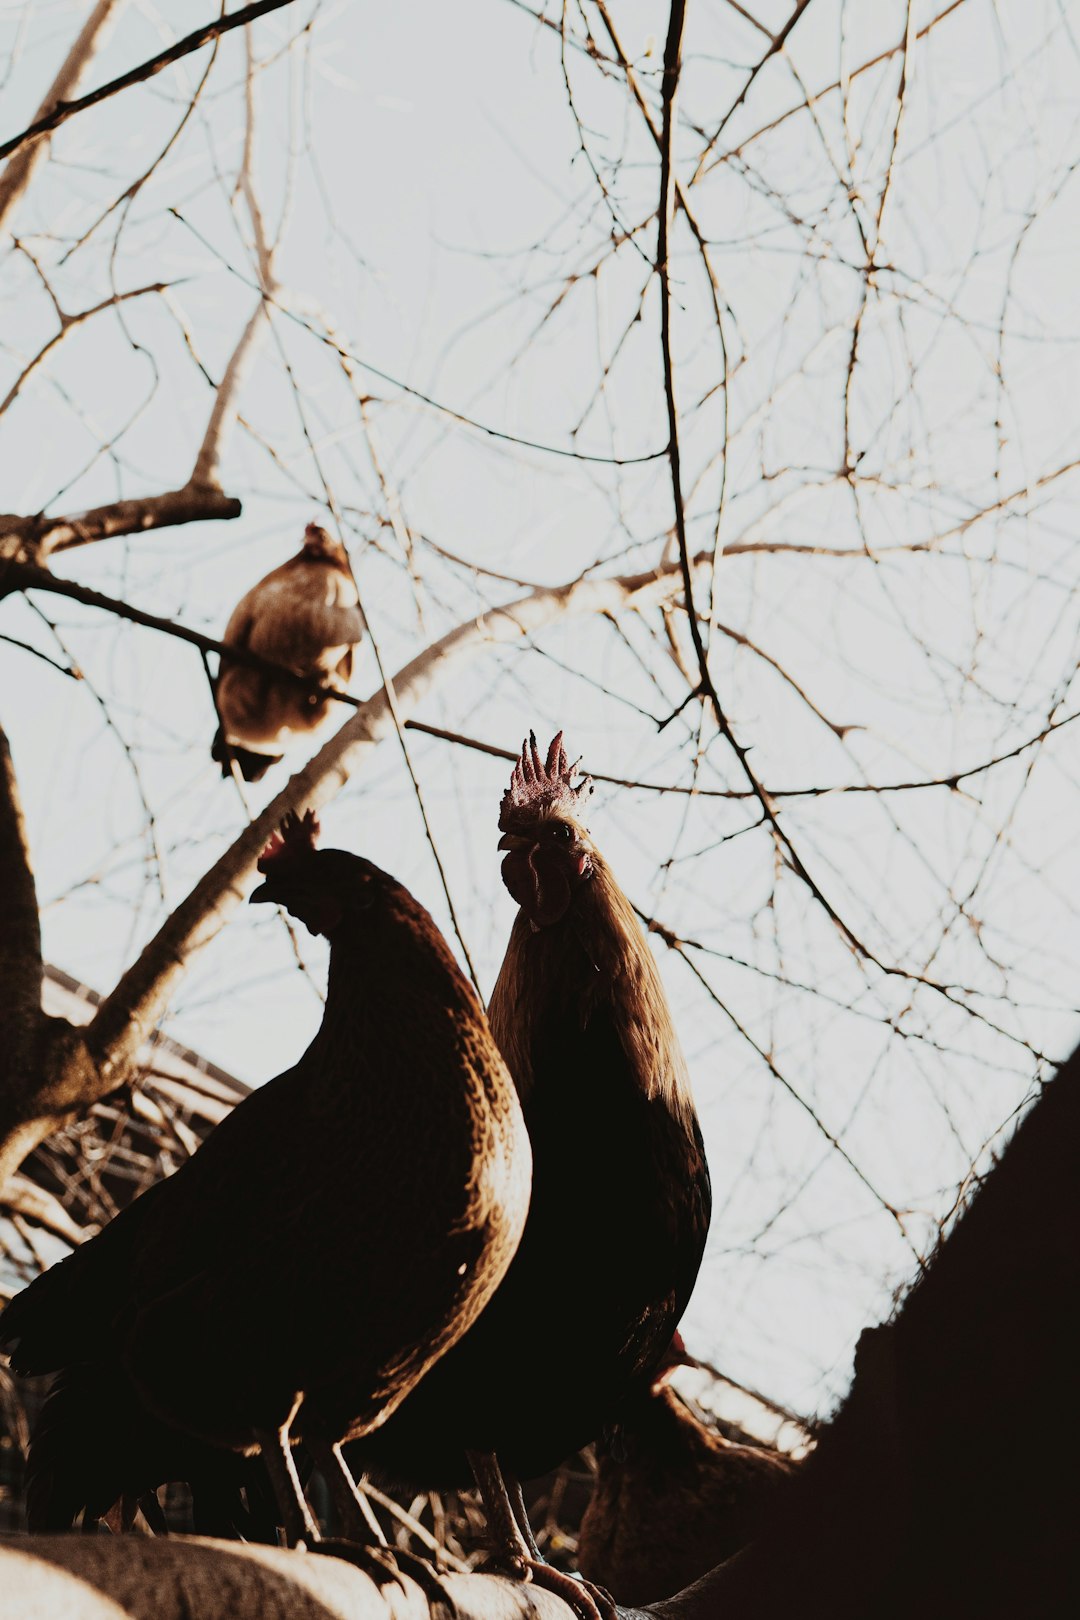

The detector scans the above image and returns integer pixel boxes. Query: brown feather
[213,525,364,774]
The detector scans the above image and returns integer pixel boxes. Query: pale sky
[2,0,1079,1417]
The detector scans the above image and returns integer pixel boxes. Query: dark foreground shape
[649,1047,1080,1620]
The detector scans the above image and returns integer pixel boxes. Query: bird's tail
[25,1364,138,1530]
[0,1188,160,1378]
[25,1363,276,1538]
[211,727,281,783]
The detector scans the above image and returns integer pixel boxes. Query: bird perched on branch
[577,1333,798,1604]
[211,523,364,782]
[356,732,712,1617]
[1,812,531,1561]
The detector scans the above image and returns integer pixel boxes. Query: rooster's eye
[550,823,573,842]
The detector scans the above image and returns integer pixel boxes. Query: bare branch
[0,1174,87,1247]
[0,276,174,420]
[0,0,122,234]
[84,556,711,1082]
[410,708,1080,799]
[0,488,242,566]
[689,0,816,186]
[191,31,277,491]
[0,1,303,166]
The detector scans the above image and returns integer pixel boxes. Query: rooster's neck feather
[489,850,697,1130]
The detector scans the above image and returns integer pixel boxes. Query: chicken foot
[467,1450,617,1620]
[256,1425,320,1545]
[306,1434,460,1618]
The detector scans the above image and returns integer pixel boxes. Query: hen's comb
[499,730,593,832]
[257,808,320,872]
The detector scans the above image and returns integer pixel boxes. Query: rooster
[0,812,531,1564]
[211,523,364,782]
[355,733,712,1618]
[577,1334,797,1603]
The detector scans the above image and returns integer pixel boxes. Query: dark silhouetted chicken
[355,733,712,1616]
[211,523,363,782]
[577,1335,797,1603]
[1,812,530,1560]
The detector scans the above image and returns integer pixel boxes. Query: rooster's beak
[249,881,274,904]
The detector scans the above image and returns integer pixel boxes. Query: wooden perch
[0,1535,608,1620]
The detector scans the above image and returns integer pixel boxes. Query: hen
[0,812,531,1559]
[211,523,363,782]
[355,733,712,1613]
[577,1335,797,1603]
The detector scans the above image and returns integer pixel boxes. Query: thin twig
[0,1,303,164]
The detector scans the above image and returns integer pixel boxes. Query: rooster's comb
[257,809,320,872]
[499,731,593,833]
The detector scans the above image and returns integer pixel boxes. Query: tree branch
[191,28,277,491]
[0,1174,87,1248]
[0,488,243,566]
[0,277,174,421]
[0,0,122,234]
[82,556,708,1086]
[0,1,302,166]
[689,0,815,186]
[0,557,365,692]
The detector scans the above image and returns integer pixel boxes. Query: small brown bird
[577,1335,797,1604]
[356,733,712,1617]
[0,812,531,1557]
[212,523,364,782]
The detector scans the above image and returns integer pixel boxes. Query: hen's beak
[248,881,274,904]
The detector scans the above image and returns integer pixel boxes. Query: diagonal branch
[0,0,122,234]
[0,161,282,566]
[0,0,302,166]
[83,558,710,1082]
[191,26,277,491]
[689,0,815,186]
[0,277,174,420]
